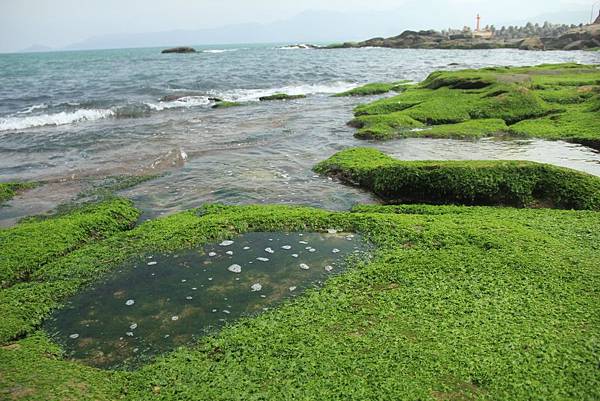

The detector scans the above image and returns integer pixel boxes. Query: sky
[0,0,596,52]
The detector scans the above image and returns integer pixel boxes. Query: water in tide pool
[0,45,599,225]
[43,231,368,369]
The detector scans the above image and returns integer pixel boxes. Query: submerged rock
[251,283,262,292]
[220,240,234,246]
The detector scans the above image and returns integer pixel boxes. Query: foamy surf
[145,96,211,111]
[17,104,49,114]
[217,82,359,102]
[202,49,240,54]
[0,109,115,131]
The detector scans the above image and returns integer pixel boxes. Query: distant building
[473,13,493,38]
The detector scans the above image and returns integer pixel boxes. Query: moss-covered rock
[314,147,600,209]
[333,81,411,97]
[0,198,140,289]
[211,101,245,109]
[258,93,306,101]
[1,202,599,400]
[348,64,600,147]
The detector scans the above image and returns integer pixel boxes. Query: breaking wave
[145,96,211,111]
[202,49,240,54]
[217,82,358,102]
[0,109,115,131]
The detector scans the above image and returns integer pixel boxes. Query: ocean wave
[0,109,115,131]
[217,82,358,102]
[17,103,49,114]
[145,96,211,111]
[277,44,316,50]
[202,49,240,54]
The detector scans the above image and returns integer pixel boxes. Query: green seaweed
[211,101,246,109]
[1,202,599,400]
[314,147,600,209]
[0,198,140,289]
[333,81,411,97]
[258,93,306,101]
[348,63,600,147]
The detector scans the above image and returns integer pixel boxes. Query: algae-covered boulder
[212,101,245,109]
[333,81,411,97]
[315,147,600,210]
[258,93,306,101]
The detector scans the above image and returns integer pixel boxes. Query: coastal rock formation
[161,47,197,54]
[324,24,600,51]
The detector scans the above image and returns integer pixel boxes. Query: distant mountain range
[19,7,591,52]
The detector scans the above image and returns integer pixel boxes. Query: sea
[0,44,599,225]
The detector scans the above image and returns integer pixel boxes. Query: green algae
[348,63,600,148]
[1,202,599,400]
[211,101,245,109]
[314,147,600,210]
[0,182,37,205]
[333,81,411,97]
[0,198,140,290]
[258,93,306,101]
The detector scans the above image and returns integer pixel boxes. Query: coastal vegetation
[1,201,599,400]
[347,63,600,149]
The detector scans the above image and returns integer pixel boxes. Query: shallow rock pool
[43,231,368,369]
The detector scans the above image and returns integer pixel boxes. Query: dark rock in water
[161,47,197,54]
[259,93,306,102]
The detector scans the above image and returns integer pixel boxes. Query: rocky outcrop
[519,37,545,50]
[541,25,600,50]
[161,47,197,54]
[323,24,600,51]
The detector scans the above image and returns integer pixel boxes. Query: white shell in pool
[227,264,242,273]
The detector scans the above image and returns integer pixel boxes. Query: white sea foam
[145,96,211,111]
[278,44,315,50]
[17,103,48,114]
[217,82,358,102]
[202,49,239,54]
[0,109,115,131]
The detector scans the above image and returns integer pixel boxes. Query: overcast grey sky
[0,0,596,52]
